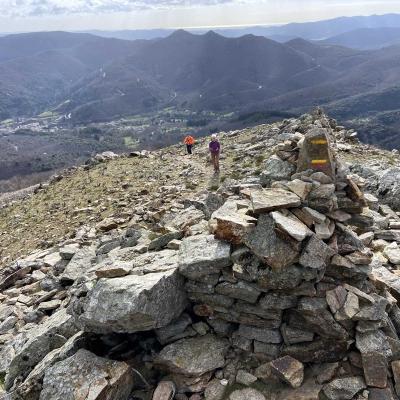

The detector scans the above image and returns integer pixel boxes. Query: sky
[1,0,400,33]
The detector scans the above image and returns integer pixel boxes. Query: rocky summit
[2,109,400,400]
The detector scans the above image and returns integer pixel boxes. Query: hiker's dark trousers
[186,144,193,154]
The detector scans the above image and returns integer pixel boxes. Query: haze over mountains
[1,13,400,151]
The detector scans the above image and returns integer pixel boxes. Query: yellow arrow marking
[311,139,328,144]
[311,160,328,164]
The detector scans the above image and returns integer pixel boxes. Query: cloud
[1,0,235,17]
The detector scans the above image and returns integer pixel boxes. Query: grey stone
[271,211,312,242]
[60,246,96,283]
[326,286,347,314]
[383,242,400,264]
[229,388,266,400]
[253,341,280,360]
[4,308,78,390]
[299,235,335,281]
[281,324,314,345]
[79,269,187,333]
[290,298,349,340]
[361,352,387,389]
[233,301,282,320]
[237,325,282,344]
[39,349,134,400]
[0,316,17,335]
[260,155,296,187]
[152,381,176,400]
[250,188,301,214]
[95,261,132,278]
[270,356,304,388]
[356,330,392,358]
[322,377,366,400]
[302,207,326,224]
[245,214,300,270]
[155,334,228,376]
[204,379,227,400]
[257,264,303,290]
[259,294,298,310]
[179,235,231,279]
[285,179,313,200]
[215,281,260,304]
[148,230,183,251]
[236,370,257,386]
[15,331,86,400]
[155,313,193,345]
[212,199,257,245]
[59,244,80,260]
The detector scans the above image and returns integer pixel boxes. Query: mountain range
[1,14,400,148]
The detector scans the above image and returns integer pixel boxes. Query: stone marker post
[297,128,335,178]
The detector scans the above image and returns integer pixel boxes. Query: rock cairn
[1,111,400,400]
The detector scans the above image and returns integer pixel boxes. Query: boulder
[78,269,187,333]
[39,349,134,400]
[179,235,231,279]
[155,334,228,376]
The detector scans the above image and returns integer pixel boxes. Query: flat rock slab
[39,349,134,400]
[79,269,187,333]
[271,211,312,242]
[179,235,231,279]
[155,334,228,376]
[251,188,301,214]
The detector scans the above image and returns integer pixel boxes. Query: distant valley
[1,13,400,192]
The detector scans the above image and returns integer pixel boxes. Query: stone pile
[2,111,400,399]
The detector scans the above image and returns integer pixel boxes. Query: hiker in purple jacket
[209,134,220,173]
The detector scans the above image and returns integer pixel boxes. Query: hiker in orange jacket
[184,135,195,155]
